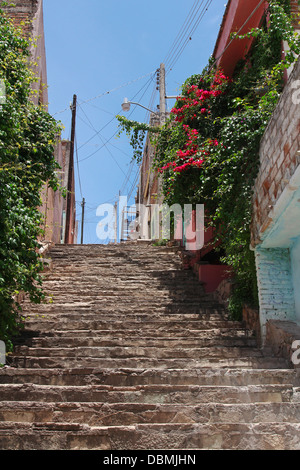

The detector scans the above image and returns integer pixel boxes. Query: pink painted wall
[214,0,267,77]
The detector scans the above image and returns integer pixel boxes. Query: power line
[77,103,132,180]
[164,0,202,67]
[77,113,117,153]
[166,0,213,73]
[51,70,156,117]
[77,71,157,163]
[78,70,157,107]
[76,105,138,158]
[120,159,136,195]
[127,166,140,202]
[77,73,155,154]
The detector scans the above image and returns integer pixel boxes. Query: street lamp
[121,98,160,115]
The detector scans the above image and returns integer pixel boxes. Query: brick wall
[255,248,296,338]
[2,0,38,34]
[2,0,48,107]
[251,56,300,246]
[290,0,300,28]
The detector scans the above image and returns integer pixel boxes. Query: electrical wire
[163,0,202,68]
[77,71,157,163]
[127,166,140,202]
[77,70,157,107]
[77,103,132,180]
[51,70,156,117]
[166,0,213,74]
[77,73,155,155]
[76,113,132,158]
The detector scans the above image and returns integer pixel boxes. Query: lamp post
[122,64,180,123]
[121,98,160,116]
[122,63,178,124]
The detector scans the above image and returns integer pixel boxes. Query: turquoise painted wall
[255,247,296,340]
[291,236,300,321]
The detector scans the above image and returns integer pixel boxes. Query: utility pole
[114,201,118,243]
[80,197,85,244]
[159,63,166,125]
[64,94,77,244]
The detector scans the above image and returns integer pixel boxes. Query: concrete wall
[61,140,77,244]
[39,139,65,244]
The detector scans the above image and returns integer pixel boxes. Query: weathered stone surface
[0,242,298,450]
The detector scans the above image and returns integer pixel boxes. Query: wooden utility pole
[80,197,85,244]
[159,63,166,125]
[64,94,77,244]
[114,201,118,243]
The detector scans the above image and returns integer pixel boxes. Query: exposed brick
[2,0,39,37]
[252,56,300,247]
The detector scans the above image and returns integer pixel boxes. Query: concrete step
[12,345,265,360]
[0,383,294,404]
[21,309,228,320]
[9,355,290,370]
[0,421,300,450]
[1,401,300,426]
[0,367,296,387]
[1,243,296,450]
[17,319,246,331]
[21,334,257,349]
[16,326,254,338]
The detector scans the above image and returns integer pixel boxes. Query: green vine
[0,8,63,348]
[116,115,160,163]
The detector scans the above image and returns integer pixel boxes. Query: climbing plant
[0,6,63,348]
[117,0,300,320]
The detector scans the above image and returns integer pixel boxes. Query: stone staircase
[0,242,299,450]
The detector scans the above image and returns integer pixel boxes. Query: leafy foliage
[0,7,62,348]
[116,115,160,163]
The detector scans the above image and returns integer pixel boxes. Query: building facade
[2,0,76,245]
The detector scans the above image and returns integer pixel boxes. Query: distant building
[135,114,163,241]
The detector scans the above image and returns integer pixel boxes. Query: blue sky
[43,0,227,244]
